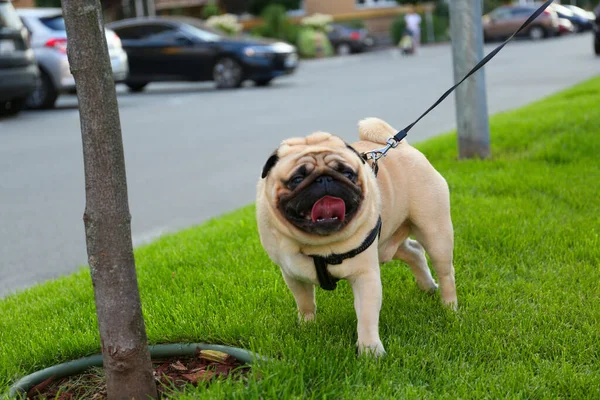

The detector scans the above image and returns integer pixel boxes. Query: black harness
[308,216,382,291]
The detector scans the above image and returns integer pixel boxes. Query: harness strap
[309,216,382,291]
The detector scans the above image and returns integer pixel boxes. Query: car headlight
[271,41,295,53]
[244,46,272,57]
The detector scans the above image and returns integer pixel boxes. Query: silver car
[16,7,129,109]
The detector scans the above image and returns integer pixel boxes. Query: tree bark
[60,0,158,398]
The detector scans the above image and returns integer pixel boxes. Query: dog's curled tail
[358,117,399,145]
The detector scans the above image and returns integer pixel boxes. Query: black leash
[362,0,555,170]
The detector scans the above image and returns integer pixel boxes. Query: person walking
[404,6,422,52]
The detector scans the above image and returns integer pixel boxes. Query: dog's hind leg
[393,238,438,293]
[411,219,457,310]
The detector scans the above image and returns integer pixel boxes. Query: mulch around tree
[25,348,251,399]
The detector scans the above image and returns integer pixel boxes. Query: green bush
[390,15,407,45]
[249,0,301,16]
[283,23,300,44]
[297,28,333,58]
[429,15,450,43]
[34,0,60,6]
[433,0,449,17]
[251,4,300,44]
[201,1,221,20]
[262,4,288,38]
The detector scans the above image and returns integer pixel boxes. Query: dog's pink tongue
[311,196,346,223]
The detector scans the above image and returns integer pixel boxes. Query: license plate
[0,39,16,55]
[284,53,298,68]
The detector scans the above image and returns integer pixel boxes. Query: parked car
[482,5,559,42]
[327,23,375,55]
[563,4,596,21]
[105,16,298,91]
[557,17,575,36]
[0,0,39,117]
[16,8,129,109]
[550,3,594,33]
[594,4,600,55]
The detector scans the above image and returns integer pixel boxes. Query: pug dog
[256,117,457,357]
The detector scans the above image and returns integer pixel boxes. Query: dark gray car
[0,0,39,117]
[327,24,375,56]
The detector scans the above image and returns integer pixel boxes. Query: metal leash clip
[363,137,400,162]
[362,137,400,176]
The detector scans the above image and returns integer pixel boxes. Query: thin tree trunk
[60,0,158,398]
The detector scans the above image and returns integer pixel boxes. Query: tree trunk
[60,0,158,398]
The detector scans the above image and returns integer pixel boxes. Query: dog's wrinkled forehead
[279,131,346,156]
[262,132,364,179]
[261,132,366,179]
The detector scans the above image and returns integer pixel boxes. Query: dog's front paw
[357,340,386,358]
[442,298,458,311]
[298,311,315,323]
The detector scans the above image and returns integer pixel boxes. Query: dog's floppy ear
[261,150,279,179]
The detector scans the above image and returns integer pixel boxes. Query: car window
[145,27,186,43]
[142,24,177,41]
[113,25,145,40]
[113,24,180,42]
[511,8,535,18]
[490,8,511,20]
[178,23,220,41]
[39,15,66,31]
[0,1,23,29]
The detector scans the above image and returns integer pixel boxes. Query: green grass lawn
[2,77,600,399]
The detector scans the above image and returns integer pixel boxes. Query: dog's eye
[288,175,304,189]
[343,170,356,181]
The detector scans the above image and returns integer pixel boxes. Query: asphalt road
[1,34,598,297]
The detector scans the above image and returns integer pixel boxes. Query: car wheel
[529,25,546,40]
[126,82,148,93]
[0,97,26,117]
[26,70,58,110]
[336,43,352,56]
[213,57,243,89]
[254,78,273,87]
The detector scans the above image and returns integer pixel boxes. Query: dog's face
[259,132,372,237]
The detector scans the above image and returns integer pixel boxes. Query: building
[303,0,412,39]
[305,0,400,15]
[241,1,435,41]
[154,0,209,18]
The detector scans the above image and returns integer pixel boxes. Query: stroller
[398,28,415,55]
